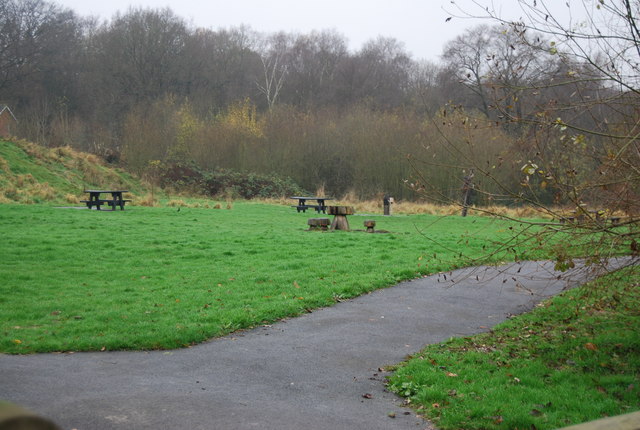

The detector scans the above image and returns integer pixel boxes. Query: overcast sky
[53,0,581,62]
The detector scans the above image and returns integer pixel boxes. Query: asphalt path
[1,258,636,430]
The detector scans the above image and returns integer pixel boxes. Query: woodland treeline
[1,0,634,203]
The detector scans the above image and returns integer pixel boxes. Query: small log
[307,218,330,231]
[364,220,376,233]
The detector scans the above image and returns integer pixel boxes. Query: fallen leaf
[388,412,396,418]
[432,403,440,409]
[362,393,373,399]
[293,281,300,288]
[13,339,22,344]
[585,342,598,351]
[446,372,458,377]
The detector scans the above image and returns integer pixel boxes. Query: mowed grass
[388,266,640,430]
[0,202,519,354]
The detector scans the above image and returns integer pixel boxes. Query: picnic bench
[290,196,332,213]
[558,209,620,225]
[81,190,131,211]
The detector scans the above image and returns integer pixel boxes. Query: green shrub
[158,161,307,199]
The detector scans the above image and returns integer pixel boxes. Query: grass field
[0,202,523,354]
[2,201,638,429]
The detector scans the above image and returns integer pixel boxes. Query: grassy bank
[388,265,640,429]
[0,140,145,204]
[0,202,524,354]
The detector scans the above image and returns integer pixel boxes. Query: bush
[158,162,307,199]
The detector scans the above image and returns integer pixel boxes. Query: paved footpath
[1,259,636,430]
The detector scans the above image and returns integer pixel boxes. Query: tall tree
[336,36,413,108]
[88,8,189,118]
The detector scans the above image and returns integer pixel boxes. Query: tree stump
[364,220,376,233]
[307,218,330,231]
[328,206,354,231]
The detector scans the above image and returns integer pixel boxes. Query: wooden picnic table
[81,190,131,211]
[290,196,333,213]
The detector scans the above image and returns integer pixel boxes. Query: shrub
[157,162,307,199]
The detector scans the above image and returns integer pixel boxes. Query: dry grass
[135,193,158,207]
[65,194,80,204]
[166,199,188,207]
[259,194,552,219]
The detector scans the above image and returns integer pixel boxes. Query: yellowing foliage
[217,99,264,140]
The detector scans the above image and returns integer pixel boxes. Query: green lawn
[0,202,517,353]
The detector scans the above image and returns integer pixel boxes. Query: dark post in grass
[383,195,393,216]
[461,170,474,217]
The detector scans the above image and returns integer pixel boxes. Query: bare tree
[256,32,291,110]
[257,53,287,110]
[428,0,640,264]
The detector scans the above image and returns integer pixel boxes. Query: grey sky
[53,0,581,62]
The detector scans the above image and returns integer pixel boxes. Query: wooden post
[383,195,393,216]
[461,170,474,217]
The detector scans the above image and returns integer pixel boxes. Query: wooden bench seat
[81,199,132,210]
[292,204,326,213]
